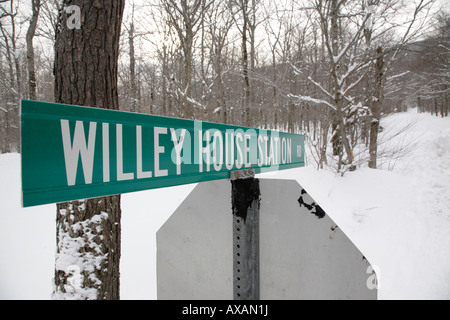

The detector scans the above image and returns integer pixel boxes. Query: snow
[119,184,196,299]
[258,108,450,299]
[53,209,109,300]
[1,108,449,300]
[288,93,336,111]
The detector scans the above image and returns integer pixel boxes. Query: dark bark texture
[54,0,124,110]
[53,0,125,300]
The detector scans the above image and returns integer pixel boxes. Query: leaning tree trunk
[53,0,125,300]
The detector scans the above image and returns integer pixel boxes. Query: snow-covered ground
[1,108,449,299]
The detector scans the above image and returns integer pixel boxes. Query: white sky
[2,0,448,66]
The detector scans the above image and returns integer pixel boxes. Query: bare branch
[288,93,337,111]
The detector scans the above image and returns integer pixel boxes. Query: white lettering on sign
[102,123,110,183]
[61,120,96,186]
[235,131,243,170]
[212,130,223,172]
[244,133,252,168]
[171,128,187,175]
[59,120,298,187]
[117,124,134,181]
[257,135,264,167]
[154,127,168,177]
[225,131,234,171]
[198,130,210,173]
[137,126,152,179]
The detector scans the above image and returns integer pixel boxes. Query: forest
[0,0,449,301]
[0,0,448,174]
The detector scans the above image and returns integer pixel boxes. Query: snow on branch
[291,62,335,102]
[288,93,336,111]
[307,76,334,100]
[387,71,410,81]
[187,97,207,110]
[175,88,207,110]
[342,70,368,98]
[437,44,450,52]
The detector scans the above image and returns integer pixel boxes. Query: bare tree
[8,0,22,101]
[0,0,22,152]
[364,0,436,168]
[160,0,213,119]
[128,5,138,113]
[410,11,449,117]
[26,0,41,101]
[121,2,144,114]
[289,0,371,170]
[286,0,436,172]
[230,0,264,127]
[205,0,234,123]
[35,0,61,41]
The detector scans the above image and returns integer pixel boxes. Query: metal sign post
[231,169,260,300]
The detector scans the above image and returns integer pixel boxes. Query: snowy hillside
[1,108,449,300]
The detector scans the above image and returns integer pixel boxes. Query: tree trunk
[320,121,329,169]
[129,20,138,113]
[26,0,40,101]
[249,0,257,126]
[368,47,384,169]
[183,40,194,119]
[162,44,168,116]
[0,22,15,153]
[53,0,125,300]
[215,50,227,124]
[241,0,251,127]
[10,3,22,102]
[329,0,353,169]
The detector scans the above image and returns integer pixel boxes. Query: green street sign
[21,100,305,207]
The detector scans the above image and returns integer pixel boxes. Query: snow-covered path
[390,111,450,299]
